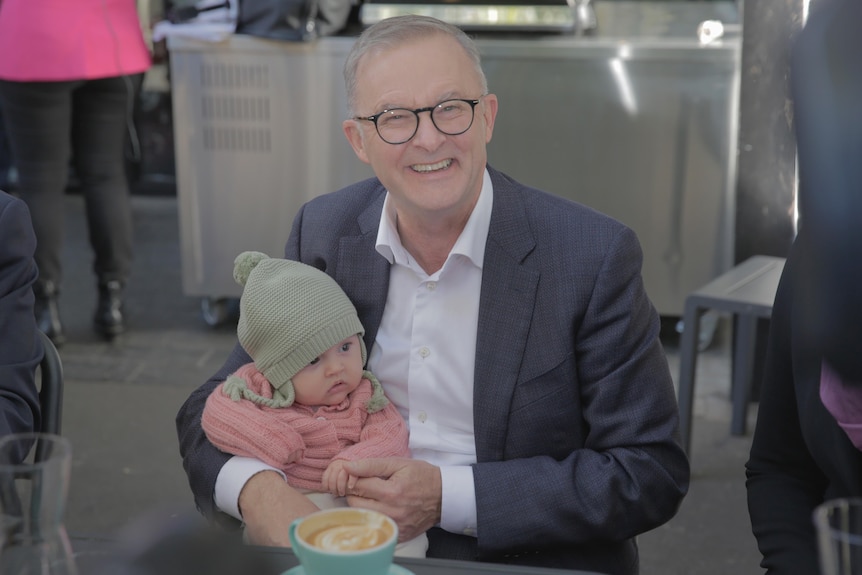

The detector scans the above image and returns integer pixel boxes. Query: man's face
[343,33,498,223]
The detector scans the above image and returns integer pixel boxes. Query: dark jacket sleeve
[176,341,251,523]
[745,240,828,575]
[0,193,42,437]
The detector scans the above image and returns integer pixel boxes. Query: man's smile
[410,159,452,173]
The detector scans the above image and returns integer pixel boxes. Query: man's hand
[238,470,320,547]
[343,458,442,542]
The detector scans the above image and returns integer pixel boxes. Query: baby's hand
[322,460,354,497]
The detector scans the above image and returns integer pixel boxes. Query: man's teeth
[411,159,451,172]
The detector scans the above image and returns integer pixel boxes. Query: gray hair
[343,15,488,117]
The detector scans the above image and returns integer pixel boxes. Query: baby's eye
[340,342,351,352]
[309,357,320,366]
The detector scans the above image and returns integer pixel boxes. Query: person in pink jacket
[201,251,427,556]
[0,0,152,345]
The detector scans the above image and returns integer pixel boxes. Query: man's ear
[481,93,499,144]
[343,120,371,165]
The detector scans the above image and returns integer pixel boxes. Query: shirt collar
[375,168,493,269]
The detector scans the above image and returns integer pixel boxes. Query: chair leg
[677,302,702,456]
[731,314,758,436]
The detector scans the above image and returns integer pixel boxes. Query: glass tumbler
[0,433,76,575]
[815,497,862,575]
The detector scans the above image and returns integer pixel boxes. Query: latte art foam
[308,524,389,552]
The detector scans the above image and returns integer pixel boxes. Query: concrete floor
[51,194,763,574]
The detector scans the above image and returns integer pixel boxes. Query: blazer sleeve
[0,194,42,438]
[176,341,252,522]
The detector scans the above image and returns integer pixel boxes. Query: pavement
[51,192,764,574]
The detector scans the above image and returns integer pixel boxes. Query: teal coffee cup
[288,508,398,575]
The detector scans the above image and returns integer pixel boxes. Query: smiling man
[177,15,689,575]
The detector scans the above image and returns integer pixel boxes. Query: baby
[201,251,427,556]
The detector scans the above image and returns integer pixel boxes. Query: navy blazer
[177,166,689,575]
[0,191,42,438]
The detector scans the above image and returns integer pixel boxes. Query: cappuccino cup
[288,508,397,575]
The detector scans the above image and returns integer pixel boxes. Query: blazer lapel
[333,193,390,351]
[473,169,540,462]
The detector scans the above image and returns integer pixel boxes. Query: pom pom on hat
[233,251,268,286]
[232,252,368,408]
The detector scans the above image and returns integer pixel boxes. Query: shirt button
[419,347,430,358]
[417,411,427,423]
[316,416,326,421]
[426,282,437,291]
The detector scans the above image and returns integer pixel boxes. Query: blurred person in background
[0,0,152,346]
[0,190,44,439]
[746,0,862,572]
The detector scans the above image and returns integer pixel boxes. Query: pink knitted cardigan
[201,363,410,490]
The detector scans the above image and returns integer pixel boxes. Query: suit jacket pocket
[506,354,583,459]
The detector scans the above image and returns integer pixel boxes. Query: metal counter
[168,1,740,321]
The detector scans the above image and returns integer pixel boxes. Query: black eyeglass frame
[354,97,484,145]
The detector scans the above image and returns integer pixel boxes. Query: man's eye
[380,111,408,125]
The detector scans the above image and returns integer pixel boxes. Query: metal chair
[36,330,64,435]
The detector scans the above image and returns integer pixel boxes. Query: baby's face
[292,335,364,407]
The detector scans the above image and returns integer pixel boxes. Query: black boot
[93,280,126,339]
[34,280,65,347]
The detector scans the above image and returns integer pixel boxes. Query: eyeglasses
[354,97,483,145]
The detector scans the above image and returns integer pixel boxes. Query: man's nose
[411,111,445,148]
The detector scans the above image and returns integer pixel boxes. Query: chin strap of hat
[363,370,389,414]
[222,373,296,408]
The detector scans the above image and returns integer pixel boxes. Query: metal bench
[677,255,786,455]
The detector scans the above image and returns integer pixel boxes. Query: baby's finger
[338,469,349,497]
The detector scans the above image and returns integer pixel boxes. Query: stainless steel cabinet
[169,36,372,319]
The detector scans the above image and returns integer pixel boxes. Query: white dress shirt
[215,170,494,539]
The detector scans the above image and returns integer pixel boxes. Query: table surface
[71,535,603,575]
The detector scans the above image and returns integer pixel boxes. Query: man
[0,189,43,438]
[177,15,689,575]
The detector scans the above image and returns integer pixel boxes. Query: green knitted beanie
[232,251,370,408]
